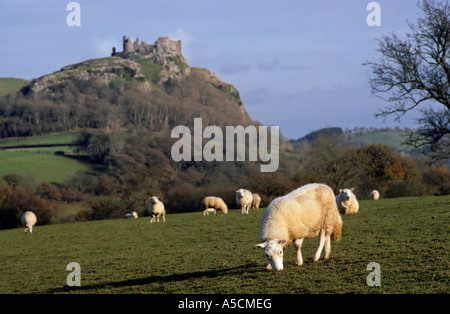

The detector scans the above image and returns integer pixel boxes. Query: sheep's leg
[162,214,166,222]
[294,238,304,266]
[324,234,331,259]
[157,215,160,222]
[313,230,326,262]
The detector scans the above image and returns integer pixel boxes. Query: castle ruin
[112,35,183,60]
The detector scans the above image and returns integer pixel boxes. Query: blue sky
[0,0,423,139]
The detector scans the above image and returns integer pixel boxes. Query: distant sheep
[252,193,261,211]
[21,211,37,233]
[336,188,359,215]
[148,196,166,223]
[255,183,343,272]
[202,196,228,215]
[236,189,253,214]
[124,211,138,219]
[370,190,380,200]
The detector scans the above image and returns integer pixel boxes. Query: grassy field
[0,132,77,148]
[0,150,92,184]
[0,77,29,97]
[348,129,412,152]
[0,195,448,294]
[0,131,94,184]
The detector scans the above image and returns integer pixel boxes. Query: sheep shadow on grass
[47,263,259,293]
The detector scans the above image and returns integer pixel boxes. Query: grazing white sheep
[336,188,359,215]
[201,196,228,214]
[255,183,343,272]
[236,189,253,214]
[252,193,261,211]
[124,211,138,219]
[148,196,166,223]
[203,208,216,216]
[370,190,380,200]
[21,211,37,233]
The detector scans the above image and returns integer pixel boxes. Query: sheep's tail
[331,217,343,242]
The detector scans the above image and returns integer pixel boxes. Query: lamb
[236,189,253,214]
[124,211,138,219]
[201,196,228,214]
[255,183,343,272]
[148,196,166,223]
[335,188,359,214]
[370,190,380,200]
[252,193,261,211]
[21,211,37,233]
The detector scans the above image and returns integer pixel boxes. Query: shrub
[76,198,124,221]
[385,179,428,198]
[0,184,54,229]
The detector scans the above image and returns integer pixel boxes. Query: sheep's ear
[278,239,287,245]
[350,188,354,192]
[255,242,267,249]
[339,189,343,193]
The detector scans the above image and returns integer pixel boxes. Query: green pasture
[0,131,93,184]
[0,132,77,148]
[0,150,91,184]
[0,195,448,294]
[0,77,29,97]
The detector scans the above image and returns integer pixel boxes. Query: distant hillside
[348,127,414,152]
[290,127,343,145]
[290,126,416,153]
[0,77,29,98]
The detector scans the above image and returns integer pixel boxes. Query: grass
[0,131,77,148]
[0,150,92,184]
[0,77,29,97]
[0,195,448,294]
[137,59,163,86]
[0,131,95,184]
[348,129,412,152]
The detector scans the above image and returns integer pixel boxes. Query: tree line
[1,130,449,229]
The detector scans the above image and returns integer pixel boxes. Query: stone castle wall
[112,36,182,59]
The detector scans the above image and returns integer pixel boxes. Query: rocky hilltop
[2,36,253,137]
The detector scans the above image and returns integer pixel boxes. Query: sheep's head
[339,188,354,201]
[150,196,159,204]
[236,189,244,199]
[255,239,286,272]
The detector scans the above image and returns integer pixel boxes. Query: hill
[348,127,415,152]
[0,77,29,98]
[291,127,416,153]
[0,36,254,138]
[0,195,448,294]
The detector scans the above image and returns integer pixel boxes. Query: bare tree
[365,0,450,163]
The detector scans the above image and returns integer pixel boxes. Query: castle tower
[123,36,134,53]
[133,37,140,50]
